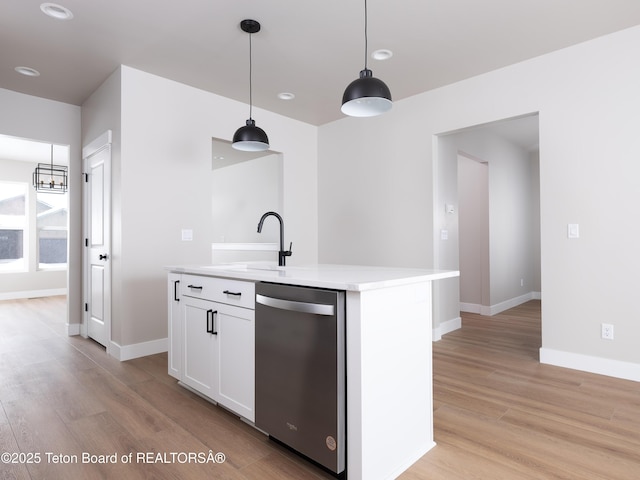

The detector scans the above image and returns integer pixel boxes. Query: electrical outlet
[601,323,614,340]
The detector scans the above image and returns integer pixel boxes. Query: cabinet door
[216,303,255,421]
[167,273,182,379]
[182,296,218,399]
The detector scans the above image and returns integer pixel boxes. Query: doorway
[0,134,69,314]
[436,113,541,320]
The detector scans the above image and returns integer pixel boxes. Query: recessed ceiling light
[372,49,393,61]
[277,92,295,100]
[15,66,41,77]
[40,3,74,20]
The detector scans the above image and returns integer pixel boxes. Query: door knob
[99,253,108,260]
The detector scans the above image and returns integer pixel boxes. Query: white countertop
[167,263,459,291]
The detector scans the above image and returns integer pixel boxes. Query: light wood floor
[404,300,640,479]
[1,298,639,479]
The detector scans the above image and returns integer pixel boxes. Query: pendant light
[341,0,392,117]
[32,144,68,194]
[232,19,270,151]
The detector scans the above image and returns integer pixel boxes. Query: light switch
[441,229,449,240]
[181,229,193,241]
[568,224,579,239]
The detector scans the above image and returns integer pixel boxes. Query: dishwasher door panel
[255,282,345,475]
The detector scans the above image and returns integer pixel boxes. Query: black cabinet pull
[206,309,213,333]
[223,290,241,296]
[206,310,218,335]
[173,280,180,302]
[188,284,203,290]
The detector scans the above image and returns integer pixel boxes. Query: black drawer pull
[187,284,203,290]
[173,280,180,302]
[223,290,241,297]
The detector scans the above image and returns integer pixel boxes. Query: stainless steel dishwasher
[255,282,346,477]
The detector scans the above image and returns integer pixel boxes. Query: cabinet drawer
[181,274,255,309]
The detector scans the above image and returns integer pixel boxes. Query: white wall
[458,154,489,307]
[530,151,541,292]
[82,66,318,351]
[212,154,282,244]
[319,26,640,379]
[318,116,435,267]
[485,135,538,307]
[0,88,81,326]
[433,134,462,334]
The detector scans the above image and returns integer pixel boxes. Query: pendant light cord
[249,31,253,120]
[364,0,368,70]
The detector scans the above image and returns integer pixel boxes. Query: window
[36,191,68,269]
[0,182,27,272]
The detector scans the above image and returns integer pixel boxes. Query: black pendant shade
[341,0,392,117]
[341,68,392,117]
[233,19,270,152]
[232,118,270,152]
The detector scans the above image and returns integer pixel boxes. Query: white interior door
[82,132,111,348]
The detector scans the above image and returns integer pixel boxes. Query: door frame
[82,130,112,353]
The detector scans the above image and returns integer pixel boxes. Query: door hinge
[84,173,89,182]
[85,238,89,247]
[84,303,88,312]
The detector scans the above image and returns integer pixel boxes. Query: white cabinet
[182,296,218,398]
[168,273,255,421]
[214,302,254,420]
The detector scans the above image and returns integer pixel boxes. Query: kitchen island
[167,263,458,480]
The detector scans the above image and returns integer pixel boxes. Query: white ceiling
[2,0,640,127]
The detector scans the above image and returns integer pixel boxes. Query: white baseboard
[0,288,67,301]
[540,348,640,383]
[461,291,541,316]
[459,302,482,314]
[433,316,462,341]
[66,323,81,335]
[109,337,168,361]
